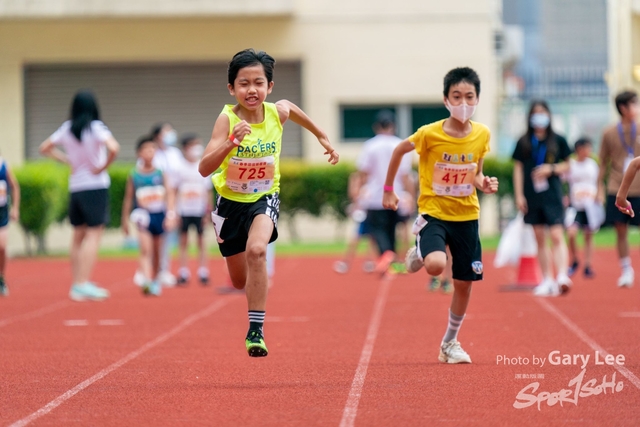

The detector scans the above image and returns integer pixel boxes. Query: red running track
[0,250,639,426]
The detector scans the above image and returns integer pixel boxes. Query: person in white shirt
[566,137,600,278]
[39,90,120,301]
[174,134,213,285]
[356,110,414,274]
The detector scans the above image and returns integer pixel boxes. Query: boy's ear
[228,83,235,96]
[267,81,274,94]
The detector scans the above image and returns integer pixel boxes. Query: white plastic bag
[494,213,538,267]
[584,200,605,232]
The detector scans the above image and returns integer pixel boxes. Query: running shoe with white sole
[158,270,177,287]
[246,330,268,357]
[405,246,424,273]
[133,270,146,287]
[439,340,472,364]
[69,282,109,301]
[617,268,634,288]
[333,260,349,274]
[532,278,560,297]
[556,273,572,295]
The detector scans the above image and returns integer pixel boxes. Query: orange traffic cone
[515,255,542,287]
[499,223,541,291]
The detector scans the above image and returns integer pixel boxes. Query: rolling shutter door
[24,62,302,161]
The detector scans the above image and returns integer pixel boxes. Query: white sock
[620,257,632,272]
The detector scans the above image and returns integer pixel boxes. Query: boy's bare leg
[245,215,273,311]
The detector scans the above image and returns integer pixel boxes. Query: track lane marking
[536,298,640,390]
[0,300,70,328]
[339,278,392,427]
[8,297,236,427]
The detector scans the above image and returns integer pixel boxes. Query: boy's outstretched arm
[382,139,415,210]
[615,156,640,217]
[275,100,339,164]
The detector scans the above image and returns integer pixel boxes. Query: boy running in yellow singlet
[199,49,339,357]
[383,67,498,364]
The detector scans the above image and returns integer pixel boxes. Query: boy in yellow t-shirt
[383,67,498,364]
[199,49,339,357]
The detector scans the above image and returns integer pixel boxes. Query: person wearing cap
[356,110,414,274]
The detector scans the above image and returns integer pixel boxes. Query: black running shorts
[215,193,279,257]
[416,214,483,282]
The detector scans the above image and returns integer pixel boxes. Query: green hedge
[481,157,514,198]
[13,157,516,243]
[107,163,133,229]
[13,161,69,237]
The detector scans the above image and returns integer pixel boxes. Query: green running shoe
[442,278,453,294]
[245,330,268,357]
[428,277,441,292]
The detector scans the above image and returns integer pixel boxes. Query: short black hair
[136,135,155,152]
[615,90,638,116]
[228,48,276,86]
[574,137,592,150]
[150,122,171,141]
[374,109,395,128]
[181,133,199,148]
[443,67,481,97]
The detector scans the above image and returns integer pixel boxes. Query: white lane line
[536,298,640,390]
[0,301,70,328]
[98,319,125,326]
[619,312,640,318]
[339,278,392,427]
[63,320,88,327]
[9,297,235,427]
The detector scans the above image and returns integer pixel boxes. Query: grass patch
[18,225,640,260]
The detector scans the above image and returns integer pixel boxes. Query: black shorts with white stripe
[214,193,279,257]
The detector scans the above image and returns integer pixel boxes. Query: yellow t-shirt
[409,119,491,221]
[212,102,282,203]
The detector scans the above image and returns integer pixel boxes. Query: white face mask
[186,144,204,160]
[530,113,550,129]
[445,100,477,123]
[163,130,177,146]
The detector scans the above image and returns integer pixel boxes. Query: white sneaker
[158,270,177,287]
[133,270,146,287]
[333,261,349,274]
[533,278,560,297]
[405,246,424,274]
[617,268,634,288]
[69,282,110,302]
[439,340,472,364]
[556,273,572,295]
[362,260,375,273]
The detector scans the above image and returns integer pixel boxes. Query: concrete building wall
[0,0,500,166]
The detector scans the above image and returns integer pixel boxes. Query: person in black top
[512,100,572,297]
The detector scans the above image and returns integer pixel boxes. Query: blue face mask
[530,113,550,129]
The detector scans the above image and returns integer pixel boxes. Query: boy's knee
[424,256,446,276]
[246,243,267,262]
